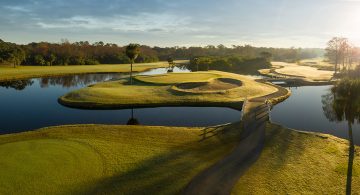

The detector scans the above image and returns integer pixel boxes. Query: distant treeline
[186,55,271,75]
[0,39,323,66]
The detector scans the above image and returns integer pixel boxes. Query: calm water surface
[271,85,360,145]
[2,67,358,145]
[0,67,241,134]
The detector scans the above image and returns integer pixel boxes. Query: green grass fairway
[0,124,241,194]
[232,123,360,194]
[0,60,188,81]
[59,71,278,109]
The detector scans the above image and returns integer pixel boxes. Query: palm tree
[193,57,199,72]
[125,44,140,84]
[167,57,174,72]
[322,79,360,195]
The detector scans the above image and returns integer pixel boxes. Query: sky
[1,0,360,48]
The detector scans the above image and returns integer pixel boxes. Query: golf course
[59,71,278,109]
[0,60,359,194]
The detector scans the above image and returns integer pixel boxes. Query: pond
[0,67,241,134]
[271,85,360,145]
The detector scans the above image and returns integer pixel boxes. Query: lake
[271,85,360,145]
[0,67,241,134]
[1,67,359,145]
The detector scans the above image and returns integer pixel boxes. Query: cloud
[2,0,360,47]
[36,13,190,33]
[3,5,30,12]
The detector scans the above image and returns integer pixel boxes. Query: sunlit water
[271,85,360,145]
[0,67,241,134]
[2,67,358,145]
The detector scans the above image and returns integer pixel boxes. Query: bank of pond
[0,67,359,145]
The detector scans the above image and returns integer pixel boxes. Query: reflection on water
[321,81,360,194]
[0,67,242,134]
[0,80,34,90]
[38,74,126,88]
[0,67,190,90]
[127,108,140,125]
[271,85,360,145]
[0,74,125,90]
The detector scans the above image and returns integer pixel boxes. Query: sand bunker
[173,78,242,94]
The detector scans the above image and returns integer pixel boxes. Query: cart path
[183,81,290,195]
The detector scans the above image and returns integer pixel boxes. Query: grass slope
[0,124,241,194]
[232,123,360,194]
[0,61,188,81]
[1,123,359,194]
[59,71,278,109]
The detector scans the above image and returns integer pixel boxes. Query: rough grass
[59,71,278,109]
[0,61,188,81]
[232,123,360,194]
[0,124,241,194]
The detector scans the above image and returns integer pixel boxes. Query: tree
[47,53,56,66]
[34,55,46,66]
[167,57,174,68]
[260,51,272,62]
[340,38,350,71]
[9,46,25,68]
[167,57,175,72]
[322,79,360,195]
[193,57,199,72]
[125,43,140,84]
[326,37,348,73]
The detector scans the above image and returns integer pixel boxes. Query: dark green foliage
[0,39,322,66]
[153,45,322,62]
[0,40,25,67]
[0,40,158,66]
[167,57,174,66]
[260,51,272,62]
[335,65,360,79]
[126,44,141,62]
[187,56,271,75]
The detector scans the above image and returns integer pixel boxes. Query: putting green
[0,139,103,194]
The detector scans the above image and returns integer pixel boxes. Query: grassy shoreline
[59,71,279,110]
[2,62,355,194]
[0,123,242,194]
[0,60,188,82]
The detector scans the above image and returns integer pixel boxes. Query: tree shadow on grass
[83,123,241,195]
